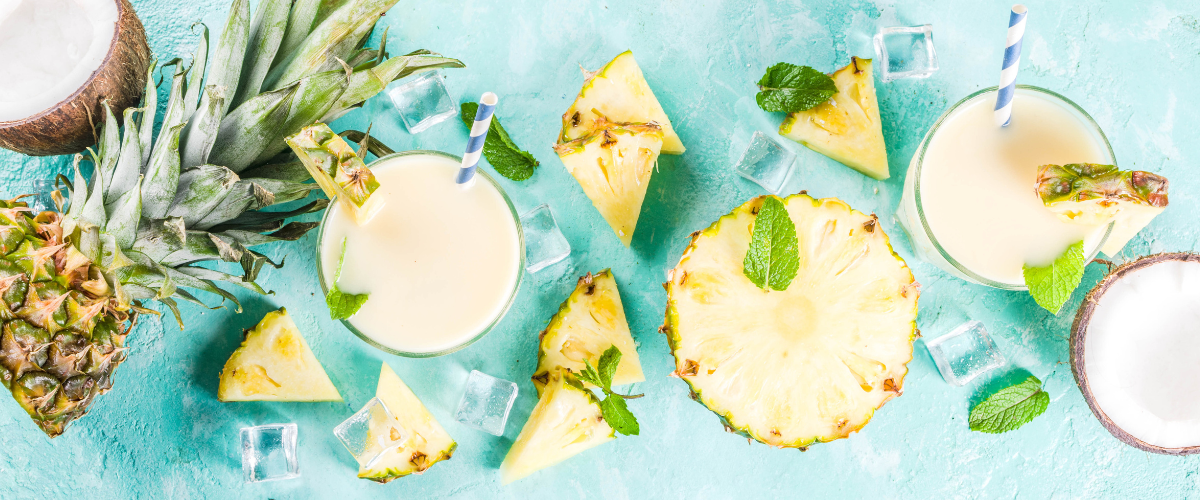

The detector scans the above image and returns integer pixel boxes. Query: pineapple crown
[64,0,463,326]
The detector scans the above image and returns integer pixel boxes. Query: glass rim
[316,150,526,358]
[910,85,1115,290]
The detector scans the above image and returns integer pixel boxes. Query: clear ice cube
[454,370,518,436]
[925,320,1006,386]
[519,204,571,273]
[16,179,57,213]
[333,397,410,469]
[240,424,299,483]
[386,71,457,134]
[873,25,939,82]
[734,131,797,195]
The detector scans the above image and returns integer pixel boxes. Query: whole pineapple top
[3,0,462,437]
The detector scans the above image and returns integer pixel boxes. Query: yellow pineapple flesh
[218,308,341,402]
[533,270,643,396]
[559,50,684,154]
[500,370,615,484]
[358,363,456,482]
[780,57,889,180]
[554,119,664,246]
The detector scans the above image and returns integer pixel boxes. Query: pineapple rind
[1034,163,1169,256]
[663,193,918,448]
[779,58,889,180]
[533,270,645,396]
[217,308,342,402]
[559,50,684,154]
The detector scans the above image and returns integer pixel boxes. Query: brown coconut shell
[0,0,151,156]
[1070,252,1200,455]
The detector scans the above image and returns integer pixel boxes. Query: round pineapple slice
[664,194,918,448]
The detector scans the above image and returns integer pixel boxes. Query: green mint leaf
[743,196,800,291]
[327,286,369,320]
[578,361,604,388]
[969,375,1050,434]
[599,395,639,436]
[755,63,838,113]
[460,102,539,181]
[1023,240,1086,314]
[327,238,368,320]
[597,346,622,391]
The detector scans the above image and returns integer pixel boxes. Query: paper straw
[994,5,1028,127]
[456,92,499,185]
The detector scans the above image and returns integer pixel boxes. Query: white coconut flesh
[1084,260,1200,449]
[0,0,118,122]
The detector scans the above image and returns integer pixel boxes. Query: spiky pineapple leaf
[183,25,209,121]
[141,124,185,219]
[207,199,329,233]
[166,165,240,225]
[232,0,289,109]
[106,176,143,249]
[109,107,143,205]
[207,0,250,118]
[263,0,398,90]
[138,59,159,165]
[276,0,320,64]
[180,86,226,169]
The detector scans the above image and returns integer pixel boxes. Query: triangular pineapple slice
[533,270,644,396]
[779,57,889,180]
[559,50,684,154]
[1034,163,1169,256]
[500,370,615,484]
[218,308,342,402]
[359,364,457,482]
[554,119,664,246]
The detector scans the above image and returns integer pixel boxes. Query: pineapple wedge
[533,270,644,396]
[559,50,684,154]
[554,119,664,245]
[500,370,615,484]
[1035,163,1169,256]
[664,194,918,448]
[218,308,342,402]
[359,364,457,482]
[780,57,889,180]
[286,123,383,225]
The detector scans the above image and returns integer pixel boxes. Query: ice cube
[240,424,299,483]
[385,71,457,134]
[454,370,518,436]
[15,179,56,213]
[873,25,939,82]
[519,204,571,273]
[734,131,797,195]
[333,397,410,469]
[925,320,1006,386]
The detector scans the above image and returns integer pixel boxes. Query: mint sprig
[756,63,838,113]
[460,102,539,181]
[743,196,799,291]
[327,238,368,320]
[969,375,1050,434]
[577,346,642,436]
[1023,240,1085,314]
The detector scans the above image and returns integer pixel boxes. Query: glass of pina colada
[897,85,1114,289]
[317,151,524,357]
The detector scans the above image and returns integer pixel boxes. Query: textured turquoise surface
[3,0,1200,498]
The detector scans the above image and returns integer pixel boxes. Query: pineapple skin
[0,200,131,437]
[1035,163,1169,256]
[780,57,889,180]
[532,270,645,396]
[662,193,918,449]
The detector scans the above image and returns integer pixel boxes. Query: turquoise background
[2,0,1199,497]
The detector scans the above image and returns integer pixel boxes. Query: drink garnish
[1023,240,1085,314]
[459,102,539,181]
[327,238,369,320]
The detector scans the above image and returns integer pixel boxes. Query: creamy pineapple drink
[319,152,523,355]
[898,86,1113,288]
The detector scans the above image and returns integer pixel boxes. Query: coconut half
[0,0,150,156]
[1071,253,1200,455]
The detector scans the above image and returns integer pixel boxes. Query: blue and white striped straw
[994,5,1028,127]
[456,92,499,185]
